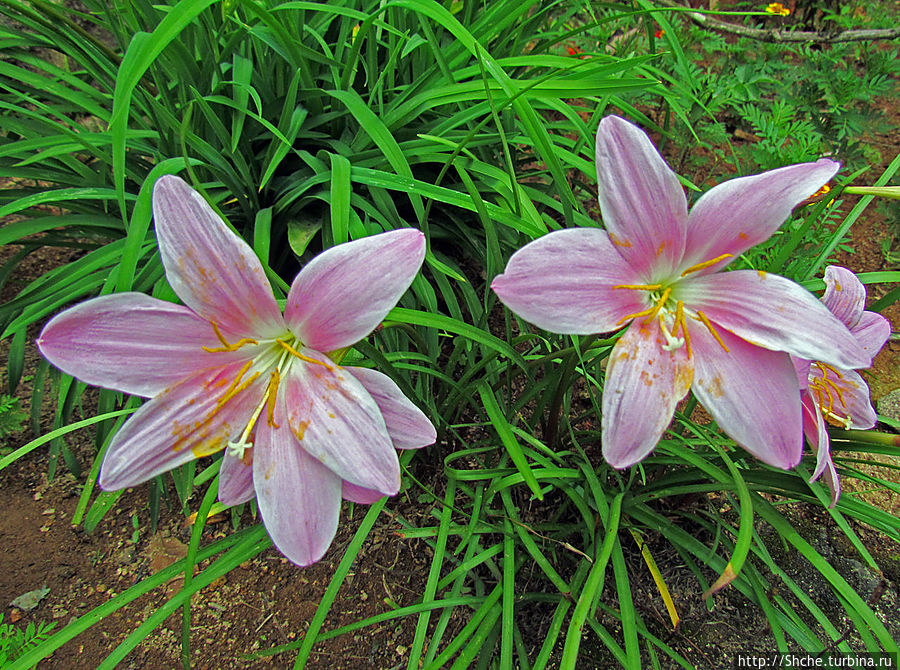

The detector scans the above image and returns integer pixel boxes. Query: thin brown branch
[653,0,900,43]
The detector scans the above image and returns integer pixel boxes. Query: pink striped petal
[491,228,645,334]
[253,395,341,566]
[793,356,812,391]
[602,319,693,468]
[153,175,284,339]
[678,270,869,369]
[595,116,688,279]
[284,229,425,352]
[801,393,830,480]
[851,311,891,358]
[342,481,386,504]
[690,325,802,469]
[219,449,255,506]
[283,350,400,494]
[346,367,436,449]
[801,393,840,507]
[822,266,865,327]
[681,159,839,273]
[99,361,266,490]
[37,293,247,398]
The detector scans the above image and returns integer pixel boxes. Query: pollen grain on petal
[609,232,632,248]
[705,376,725,398]
[192,437,224,458]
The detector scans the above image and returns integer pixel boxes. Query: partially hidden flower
[37,175,436,566]
[491,115,869,470]
[794,266,890,506]
[765,2,790,16]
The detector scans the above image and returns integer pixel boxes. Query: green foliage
[1,0,899,668]
[0,614,56,667]
[0,395,28,443]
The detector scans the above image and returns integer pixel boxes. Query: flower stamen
[694,311,729,352]
[675,300,692,357]
[612,283,664,291]
[203,322,259,353]
[216,361,260,410]
[227,370,281,459]
[680,254,733,277]
[276,338,335,370]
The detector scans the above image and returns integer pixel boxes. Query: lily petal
[679,270,870,369]
[595,116,688,279]
[691,325,802,469]
[681,159,839,272]
[801,392,830,480]
[283,350,400,494]
[792,356,812,391]
[346,367,436,449]
[602,319,693,468]
[342,481,386,504]
[37,293,246,398]
[284,229,425,352]
[491,228,645,334]
[822,265,865,327]
[822,267,890,355]
[99,361,265,490]
[851,311,891,358]
[801,393,840,507]
[219,449,255,506]
[808,365,877,429]
[254,394,341,566]
[153,175,284,338]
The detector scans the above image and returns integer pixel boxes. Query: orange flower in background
[765,2,790,15]
[565,43,590,60]
[654,29,665,38]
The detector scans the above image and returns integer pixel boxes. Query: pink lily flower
[37,175,436,566]
[492,116,870,469]
[794,266,890,506]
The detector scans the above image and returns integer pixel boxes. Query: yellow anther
[695,311,729,352]
[680,254,734,277]
[612,283,664,291]
[213,362,260,420]
[616,304,658,326]
[276,338,334,370]
[816,361,844,380]
[266,370,281,428]
[203,322,259,353]
[615,287,672,327]
[812,378,835,413]
[675,300,691,357]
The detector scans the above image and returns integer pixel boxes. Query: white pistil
[659,314,685,352]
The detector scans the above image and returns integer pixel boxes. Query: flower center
[200,324,335,460]
[612,252,736,357]
[809,362,853,429]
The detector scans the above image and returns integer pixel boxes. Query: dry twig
[653,0,900,43]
